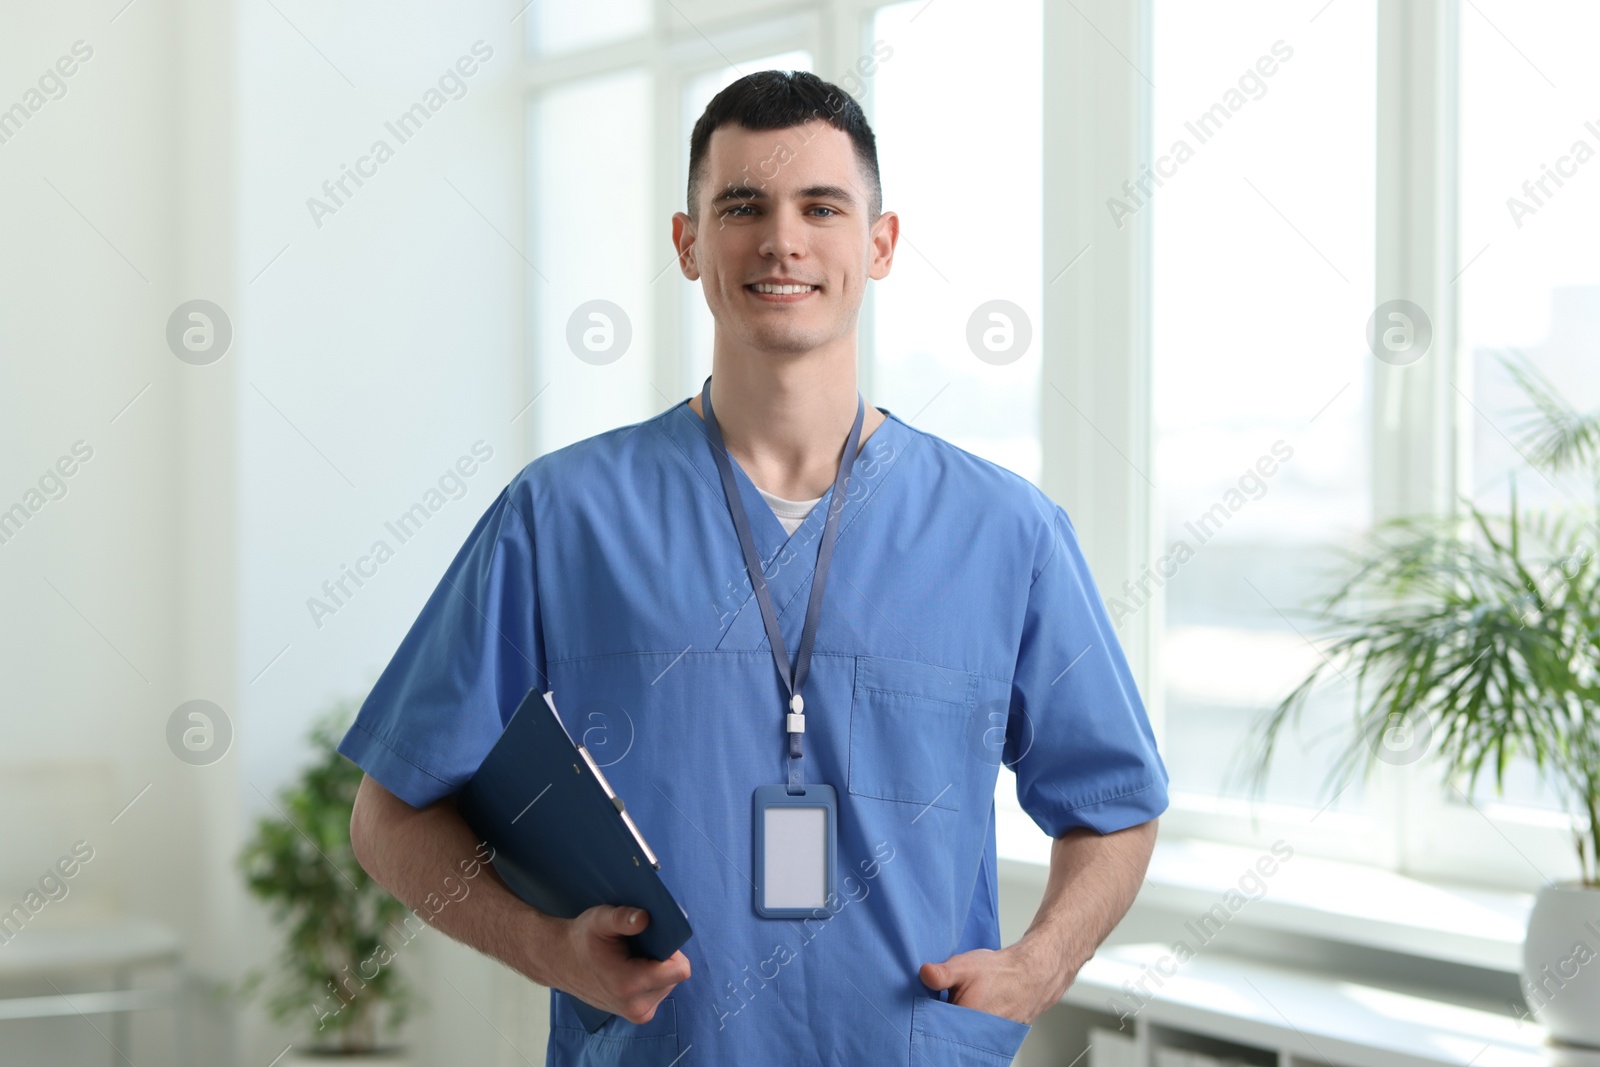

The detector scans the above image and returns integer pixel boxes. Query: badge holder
[751,783,837,918]
[699,375,858,921]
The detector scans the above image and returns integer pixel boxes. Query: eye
[722,204,754,217]
[811,206,839,217]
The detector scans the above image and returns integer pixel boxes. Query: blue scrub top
[338,398,1168,1066]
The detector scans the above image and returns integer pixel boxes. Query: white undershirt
[756,485,822,536]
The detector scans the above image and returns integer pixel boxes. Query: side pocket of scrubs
[909,995,1032,1067]
[548,991,681,1065]
[848,655,976,811]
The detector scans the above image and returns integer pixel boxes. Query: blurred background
[2,0,1597,1064]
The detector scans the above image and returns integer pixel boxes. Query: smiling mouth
[745,283,820,301]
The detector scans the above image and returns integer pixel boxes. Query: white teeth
[750,283,816,294]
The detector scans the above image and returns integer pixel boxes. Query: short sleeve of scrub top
[336,485,544,810]
[1007,503,1168,837]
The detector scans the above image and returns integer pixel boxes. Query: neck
[692,351,884,500]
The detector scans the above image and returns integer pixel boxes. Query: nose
[758,203,806,260]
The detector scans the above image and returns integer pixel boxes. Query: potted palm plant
[238,703,419,1063]
[1239,352,1600,1047]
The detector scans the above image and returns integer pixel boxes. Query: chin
[744,337,823,359]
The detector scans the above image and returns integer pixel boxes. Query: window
[1453,0,1600,814]
[1150,0,1377,815]
[869,0,1043,482]
[522,0,650,57]
[1138,0,1599,886]
[518,0,1599,889]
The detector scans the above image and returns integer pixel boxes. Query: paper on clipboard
[541,690,570,738]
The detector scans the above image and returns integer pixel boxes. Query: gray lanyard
[699,375,865,793]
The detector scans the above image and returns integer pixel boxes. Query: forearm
[349,774,565,987]
[1018,818,1158,999]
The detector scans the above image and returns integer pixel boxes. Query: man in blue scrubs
[342,69,1166,1065]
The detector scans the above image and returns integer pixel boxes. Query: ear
[868,210,899,281]
[671,211,700,281]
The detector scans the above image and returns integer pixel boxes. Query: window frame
[1118,0,1581,892]
[520,0,1582,895]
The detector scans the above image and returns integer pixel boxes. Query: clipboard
[455,688,693,1033]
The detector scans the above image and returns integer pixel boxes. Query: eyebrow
[709,183,857,207]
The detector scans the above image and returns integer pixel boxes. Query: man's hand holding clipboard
[455,688,694,1032]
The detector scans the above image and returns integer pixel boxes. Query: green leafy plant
[1238,351,1600,885]
[238,702,417,1052]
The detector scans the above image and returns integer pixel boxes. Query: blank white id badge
[751,784,837,918]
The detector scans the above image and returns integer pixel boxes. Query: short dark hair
[686,69,882,224]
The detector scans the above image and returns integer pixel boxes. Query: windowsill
[994,807,1533,974]
[1063,942,1547,1067]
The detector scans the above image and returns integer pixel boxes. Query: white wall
[234,1,539,1062]
[0,0,544,1062]
[1,1,205,1061]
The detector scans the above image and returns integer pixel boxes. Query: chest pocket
[848,655,977,812]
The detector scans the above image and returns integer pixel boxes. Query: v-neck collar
[656,395,915,646]
[661,396,905,555]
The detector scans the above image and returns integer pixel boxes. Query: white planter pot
[281,1050,410,1066]
[1522,881,1600,1048]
